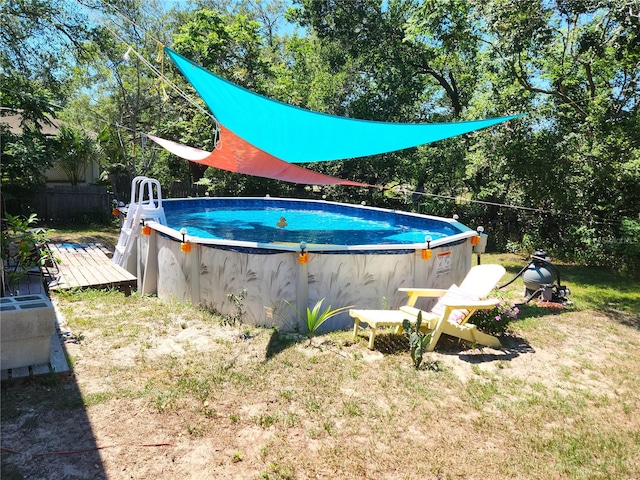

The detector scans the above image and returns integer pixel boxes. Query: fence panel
[32,185,111,222]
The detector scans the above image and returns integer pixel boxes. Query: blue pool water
[162,198,470,246]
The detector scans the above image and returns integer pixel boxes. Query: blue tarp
[165,48,522,163]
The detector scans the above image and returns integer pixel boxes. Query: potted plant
[1,213,54,296]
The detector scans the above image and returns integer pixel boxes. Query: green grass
[486,253,640,326]
[45,221,121,247]
[2,254,639,479]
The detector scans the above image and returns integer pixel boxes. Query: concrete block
[1,294,55,370]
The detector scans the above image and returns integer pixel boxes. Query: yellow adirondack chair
[350,264,507,351]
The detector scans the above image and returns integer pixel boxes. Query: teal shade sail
[165,48,522,163]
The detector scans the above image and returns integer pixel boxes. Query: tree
[290,0,484,120]
[53,126,103,185]
[0,0,102,211]
[472,0,640,265]
[0,0,98,122]
[169,7,297,193]
[286,0,491,200]
[0,122,50,213]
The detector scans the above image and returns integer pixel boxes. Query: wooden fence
[12,179,209,223]
[30,185,111,222]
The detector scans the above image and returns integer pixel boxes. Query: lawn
[1,253,639,479]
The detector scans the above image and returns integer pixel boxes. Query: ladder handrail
[113,176,166,269]
[130,176,148,207]
[138,178,166,225]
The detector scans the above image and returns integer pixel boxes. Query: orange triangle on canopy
[147,125,371,187]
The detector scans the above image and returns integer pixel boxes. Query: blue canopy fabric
[165,47,522,164]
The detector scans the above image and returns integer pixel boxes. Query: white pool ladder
[113,176,167,270]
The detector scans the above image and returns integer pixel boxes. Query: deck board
[48,243,136,294]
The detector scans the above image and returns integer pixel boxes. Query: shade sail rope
[396,188,544,213]
[118,40,216,123]
[403,190,622,225]
[73,0,216,124]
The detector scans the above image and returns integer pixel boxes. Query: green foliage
[468,0,640,267]
[470,289,519,336]
[1,213,53,293]
[1,0,101,208]
[202,167,300,198]
[286,298,353,342]
[0,122,50,206]
[232,450,243,463]
[52,125,103,185]
[0,0,93,74]
[604,218,640,279]
[173,9,272,92]
[402,311,433,369]
[225,289,248,326]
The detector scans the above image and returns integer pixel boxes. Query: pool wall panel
[198,247,299,329]
[307,241,472,331]
[307,252,414,331]
[149,235,472,332]
[157,236,191,303]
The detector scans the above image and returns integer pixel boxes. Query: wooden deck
[47,242,137,295]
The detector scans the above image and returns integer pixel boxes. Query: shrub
[1,213,53,294]
[609,218,640,279]
[225,289,247,326]
[470,289,519,335]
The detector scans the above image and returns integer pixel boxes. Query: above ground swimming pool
[134,197,481,331]
[161,197,470,250]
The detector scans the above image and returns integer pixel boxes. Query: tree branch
[515,53,588,118]
[408,60,462,118]
[582,61,596,99]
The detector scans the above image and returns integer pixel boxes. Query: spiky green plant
[286,298,353,343]
[402,311,433,369]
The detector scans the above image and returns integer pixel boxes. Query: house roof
[0,108,96,139]
[0,107,65,136]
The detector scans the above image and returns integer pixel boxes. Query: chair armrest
[440,298,500,309]
[398,288,450,307]
[398,287,449,297]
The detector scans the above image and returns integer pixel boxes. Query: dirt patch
[46,227,120,250]
[2,294,640,479]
